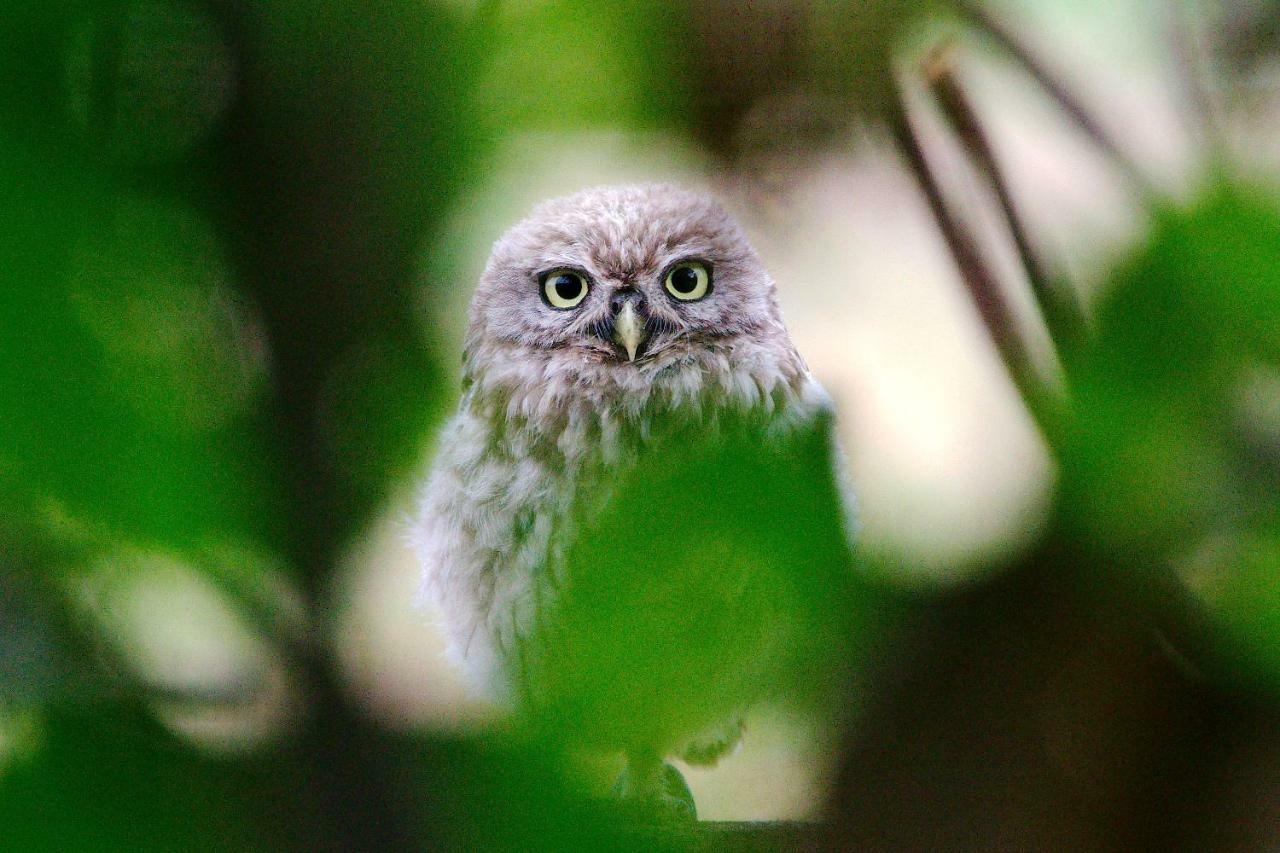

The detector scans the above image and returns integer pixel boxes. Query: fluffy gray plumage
[415,183,849,810]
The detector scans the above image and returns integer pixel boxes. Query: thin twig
[954,0,1160,199]
[924,43,1089,350]
[887,85,1063,439]
[1165,0,1225,164]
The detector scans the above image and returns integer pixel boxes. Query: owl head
[463,184,788,381]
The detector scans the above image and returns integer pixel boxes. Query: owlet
[415,184,856,818]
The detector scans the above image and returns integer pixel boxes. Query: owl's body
[416,185,851,810]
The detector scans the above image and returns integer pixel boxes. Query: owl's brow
[518,233,586,265]
[526,258,591,278]
[657,239,723,270]
[661,228,720,252]
[594,247,717,283]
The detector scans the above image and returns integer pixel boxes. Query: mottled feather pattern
[414,184,849,770]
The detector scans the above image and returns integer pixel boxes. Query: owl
[415,184,855,819]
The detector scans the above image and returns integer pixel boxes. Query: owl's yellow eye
[542,270,589,309]
[664,262,711,301]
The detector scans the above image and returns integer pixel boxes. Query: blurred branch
[823,528,1232,851]
[212,4,467,847]
[625,819,827,848]
[955,0,1159,199]
[887,84,1064,440]
[1165,0,1223,164]
[923,44,1089,353]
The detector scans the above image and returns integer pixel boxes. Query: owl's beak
[613,300,646,362]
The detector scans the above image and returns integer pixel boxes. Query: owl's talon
[612,754,697,822]
[415,185,853,831]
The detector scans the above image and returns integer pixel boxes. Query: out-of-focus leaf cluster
[0,0,479,847]
[7,0,1280,849]
[523,410,872,753]
[1061,183,1280,696]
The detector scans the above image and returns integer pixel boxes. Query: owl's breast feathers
[414,339,852,707]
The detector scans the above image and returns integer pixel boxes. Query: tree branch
[923,43,1089,351]
[954,0,1159,199]
[887,83,1063,439]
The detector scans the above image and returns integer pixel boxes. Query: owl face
[466,184,781,370]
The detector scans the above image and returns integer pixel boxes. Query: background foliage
[5,0,1280,849]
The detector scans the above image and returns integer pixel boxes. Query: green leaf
[0,702,295,852]
[1060,181,1280,693]
[1062,184,1280,558]
[521,408,866,752]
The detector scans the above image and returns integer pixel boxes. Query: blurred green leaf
[1063,184,1280,558]
[1194,530,1280,692]
[521,409,865,752]
[471,1,693,136]
[1061,182,1280,694]
[420,737,680,853]
[0,702,295,852]
[0,185,288,555]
